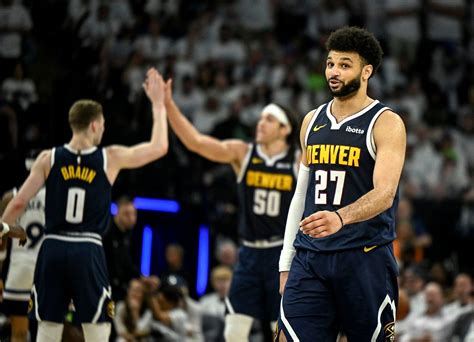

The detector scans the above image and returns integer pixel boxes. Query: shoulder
[373,110,406,146]
[36,149,53,169]
[374,110,406,133]
[223,139,251,162]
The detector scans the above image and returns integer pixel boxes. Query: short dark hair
[116,195,134,208]
[68,99,103,131]
[326,27,383,76]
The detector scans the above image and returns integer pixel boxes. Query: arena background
[0,0,473,307]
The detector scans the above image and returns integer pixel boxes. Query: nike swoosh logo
[313,124,327,132]
[363,245,378,253]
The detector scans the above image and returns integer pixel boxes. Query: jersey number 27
[315,170,346,205]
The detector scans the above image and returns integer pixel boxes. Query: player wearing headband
[162,77,300,340]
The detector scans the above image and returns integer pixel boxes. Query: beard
[327,76,361,98]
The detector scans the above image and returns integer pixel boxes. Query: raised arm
[300,110,406,237]
[106,68,168,183]
[1,150,50,241]
[164,80,248,175]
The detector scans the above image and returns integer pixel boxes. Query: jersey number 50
[253,189,281,217]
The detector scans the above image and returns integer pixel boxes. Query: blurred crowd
[0,0,473,340]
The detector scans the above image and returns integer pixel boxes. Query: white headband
[261,103,291,133]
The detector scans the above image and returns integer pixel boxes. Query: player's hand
[142,275,160,294]
[6,224,27,243]
[299,210,343,238]
[279,272,289,295]
[143,68,165,105]
[164,78,173,105]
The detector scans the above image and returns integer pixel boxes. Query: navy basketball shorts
[2,299,29,317]
[29,236,114,324]
[279,244,399,341]
[226,245,281,322]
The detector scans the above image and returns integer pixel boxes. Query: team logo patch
[276,162,291,169]
[345,125,365,134]
[28,298,33,313]
[107,300,115,318]
[252,157,263,164]
[384,322,395,341]
[363,245,377,253]
[313,124,327,132]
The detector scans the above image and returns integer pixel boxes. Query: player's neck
[332,92,373,122]
[259,139,288,157]
[68,134,95,151]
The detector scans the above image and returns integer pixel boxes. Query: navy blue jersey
[237,144,297,241]
[295,100,399,251]
[45,145,111,235]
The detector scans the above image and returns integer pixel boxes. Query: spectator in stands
[200,266,232,318]
[0,0,32,81]
[399,282,455,342]
[103,196,158,302]
[114,279,153,341]
[160,243,192,290]
[444,273,473,317]
[215,238,237,269]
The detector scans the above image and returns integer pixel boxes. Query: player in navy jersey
[277,27,406,341]
[1,68,168,342]
[162,79,300,341]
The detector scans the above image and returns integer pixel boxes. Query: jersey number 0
[65,187,85,223]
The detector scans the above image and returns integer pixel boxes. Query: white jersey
[3,187,46,302]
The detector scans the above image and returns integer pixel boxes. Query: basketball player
[1,68,168,342]
[277,27,406,341]
[0,151,45,342]
[163,82,300,341]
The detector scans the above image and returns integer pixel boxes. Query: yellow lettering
[319,145,329,164]
[68,166,75,179]
[305,144,361,167]
[348,147,360,167]
[81,167,89,180]
[86,169,96,183]
[61,167,69,180]
[246,171,255,186]
[330,145,340,164]
[312,145,319,164]
[282,176,293,191]
[74,166,81,179]
[339,146,349,165]
[245,171,293,191]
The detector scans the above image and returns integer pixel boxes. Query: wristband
[1,222,10,237]
[335,211,344,229]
